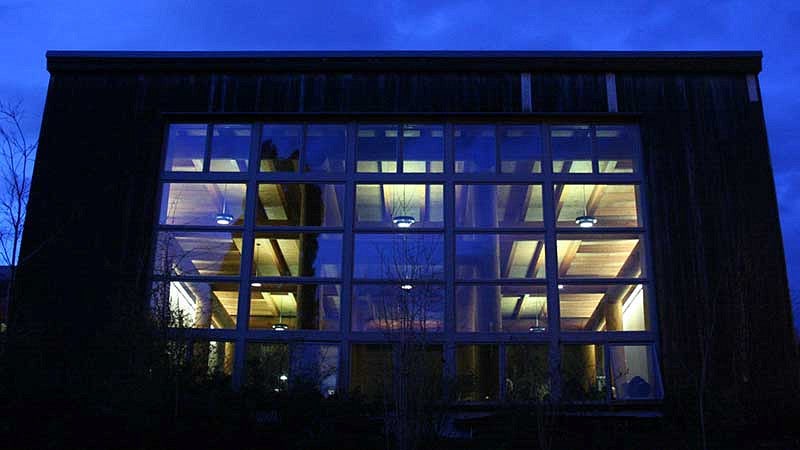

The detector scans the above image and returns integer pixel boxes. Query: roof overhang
[45,50,763,74]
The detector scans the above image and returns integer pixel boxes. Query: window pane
[456,185,543,228]
[356,184,443,228]
[500,125,542,174]
[353,234,444,280]
[164,124,206,172]
[556,234,644,279]
[455,125,495,173]
[245,343,290,392]
[257,183,344,227]
[292,343,339,397]
[151,281,238,329]
[506,345,549,401]
[350,344,393,399]
[193,341,235,378]
[253,233,342,278]
[154,231,241,277]
[160,183,246,226]
[561,344,606,402]
[210,124,251,172]
[554,184,641,228]
[305,125,346,173]
[551,125,592,173]
[357,125,397,173]
[456,285,547,333]
[456,234,546,279]
[559,284,649,331]
[260,124,300,172]
[248,283,340,331]
[456,345,498,401]
[402,124,443,173]
[609,345,662,400]
[352,284,444,332]
[597,125,638,173]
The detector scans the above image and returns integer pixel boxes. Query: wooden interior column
[604,299,623,331]
[582,344,597,393]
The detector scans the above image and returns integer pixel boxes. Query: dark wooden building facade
[9,51,798,443]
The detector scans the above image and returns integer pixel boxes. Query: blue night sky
[1,1,798,329]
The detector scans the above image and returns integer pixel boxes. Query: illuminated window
[456,184,543,228]
[356,184,443,228]
[153,121,659,404]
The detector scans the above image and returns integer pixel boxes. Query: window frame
[153,115,660,406]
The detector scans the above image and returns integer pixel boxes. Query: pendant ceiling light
[392,215,416,228]
[215,184,234,225]
[251,242,262,287]
[575,184,597,228]
[528,303,547,333]
[271,292,289,331]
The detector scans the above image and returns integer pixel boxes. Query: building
[10,51,799,442]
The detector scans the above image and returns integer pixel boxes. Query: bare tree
[367,188,450,450]
[0,101,36,324]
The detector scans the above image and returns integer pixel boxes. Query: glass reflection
[257,183,344,227]
[350,344,393,398]
[455,125,496,173]
[554,184,641,228]
[456,234,546,279]
[252,233,342,278]
[356,184,443,228]
[352,284,444,332]
[455,185,543,228]
[210,124,251,172]
[160,183,246,226]
[402,124,444,173]
[164,124,207,172]
[499,125,542,174]
[357,125,398,173]
[456,285,547,332]
[193,341,235,378]
[245,343,290,392]
[154,231,242,277]
[248,284,340,331]
[556,234,643,279]
[597,125,638,173]
[305,125,346,173]
[292,343,339,397]
[551,125,592,173]
[151,281,238,329]
[558,284,648,331]
[456,345,498,401]
[260,124,301,172]
[561,344,607,402]
[353,234,444,280]
[506,345,549,401]
[609,345,661,400]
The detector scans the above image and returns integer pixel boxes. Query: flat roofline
[46,50,763,73]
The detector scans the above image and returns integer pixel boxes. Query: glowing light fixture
[400,283,413,291]
[215,213,234,225]
[271,289,289,331]
[575,185,598,228]
[392,215,416,228]
[558,284,564,290]
[575,215,598,228]
[215,184,235,225]
[528,304,547,333]
[251,243,262,287]
[279,374,288,381]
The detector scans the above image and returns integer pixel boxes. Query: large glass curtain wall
[153,121,662,403]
